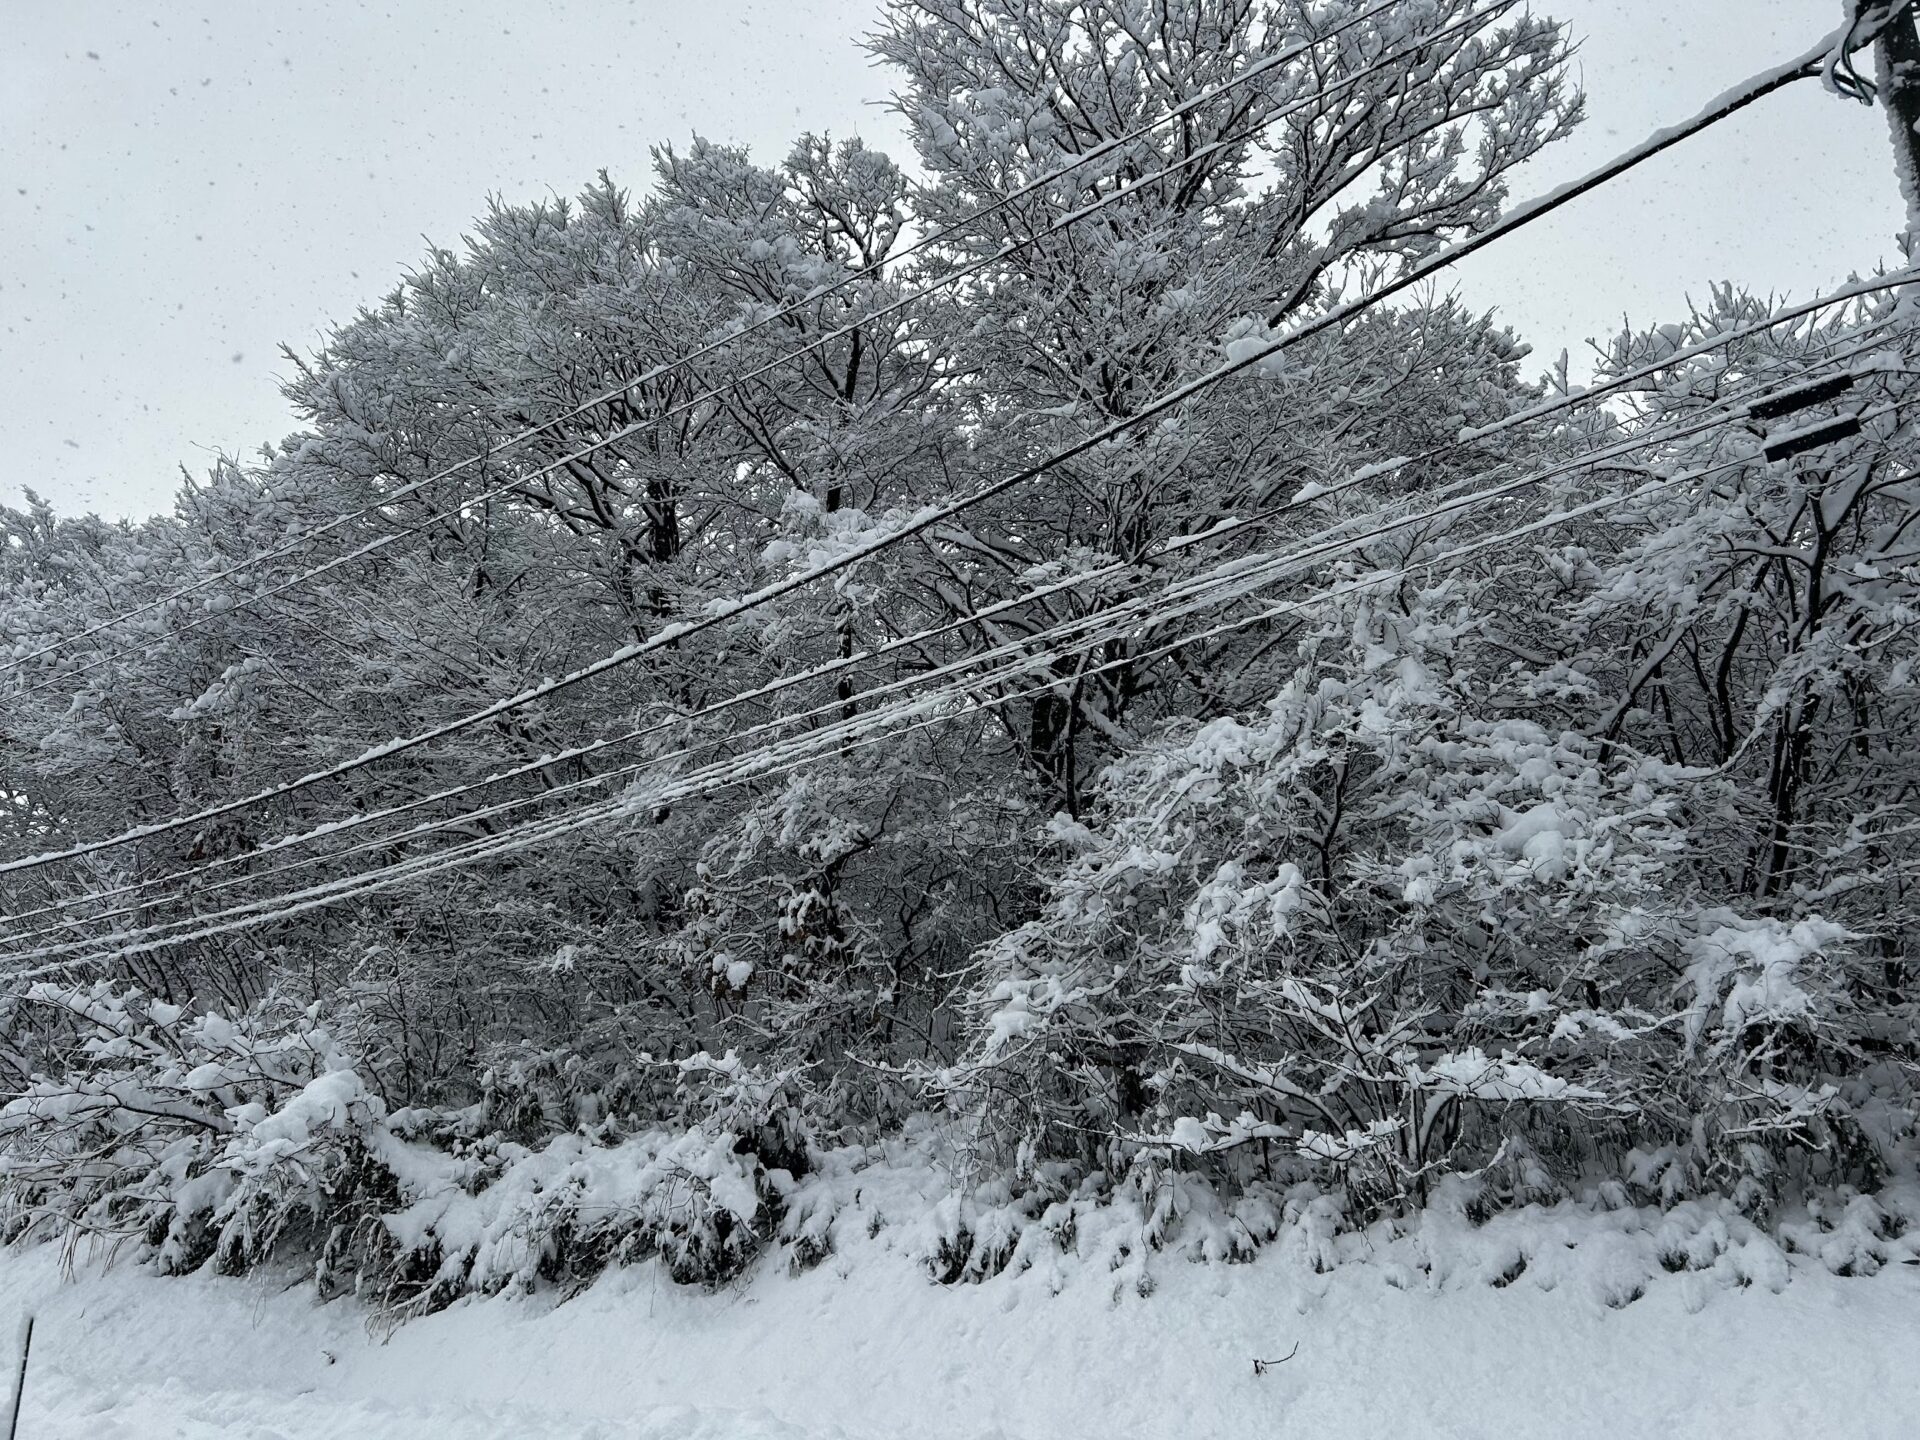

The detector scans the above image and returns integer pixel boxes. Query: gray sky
[1,0,1904,521]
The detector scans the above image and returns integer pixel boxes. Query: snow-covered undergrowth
[0,982,809,1308]
[2,974,1915,1339]
[4,985,1917,1305]
[2,977,1917,1437]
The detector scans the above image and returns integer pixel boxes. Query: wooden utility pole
[1875,1,1920,243]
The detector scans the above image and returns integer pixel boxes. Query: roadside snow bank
[0,1162,1917,1438]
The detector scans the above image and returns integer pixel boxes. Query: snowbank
[2,1173,1917,1439]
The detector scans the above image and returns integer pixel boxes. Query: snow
[1683,916,1847,1051]
[1413,1048,1604,1103]
[0,1202,1917,1439]
[246,1068,365,1150]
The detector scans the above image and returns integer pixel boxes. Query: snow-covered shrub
[398,1049,825,1300]
[382,1122,774,1305]
[0,984,815,1303]
[943,573,1892,1212]
[0,981,402,1284]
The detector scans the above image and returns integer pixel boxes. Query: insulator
[1763,413,1863,462]
[1746,373,1855,422]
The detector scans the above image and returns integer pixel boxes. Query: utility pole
[1874,0,1920,245]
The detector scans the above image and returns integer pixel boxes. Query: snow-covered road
[22,1368,852,1440]
[2,1222,1917,1439]
[25,1369,721,1440]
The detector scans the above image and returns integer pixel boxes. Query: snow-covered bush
[0,983,814,1303]
[0,982,401,1281]
[382,1122,775,1305]
[943,571,1898,1212]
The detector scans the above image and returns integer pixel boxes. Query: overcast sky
[1,0,1905,521]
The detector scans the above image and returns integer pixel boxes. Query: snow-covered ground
[2,1202,1917,1440]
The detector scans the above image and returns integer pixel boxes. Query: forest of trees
[0,0,1916,1308]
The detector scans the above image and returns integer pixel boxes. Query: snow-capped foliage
[942,572,1895,1211]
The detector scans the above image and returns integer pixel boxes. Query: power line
[0,0,1426,680]
[21,391,1887,977]
[0,16,1864,879]
[12,358,1897,958]
[9,292,1895,939]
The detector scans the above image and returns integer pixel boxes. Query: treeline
[0,0,1914,1302]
